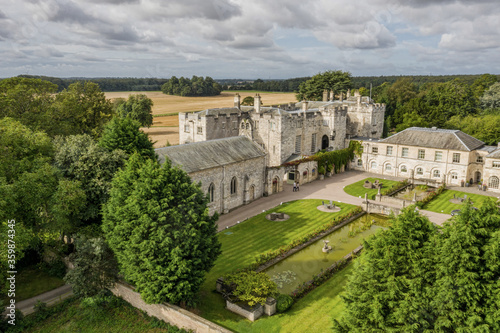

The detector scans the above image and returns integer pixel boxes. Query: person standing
[293,181,297,192]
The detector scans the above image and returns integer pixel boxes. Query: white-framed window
[208,183,215,202]
[295,135,301,154]
[184,124,190,133]
[371,161,377,169]
[241,122,245,129]
[385,164,392,171]
[386,146,393,155]
[477,156,484,163]
[357,159,362,167]
[197,126,203,134]
[416,167,423,176]
[402,148,409,158]
[418,149,425,159]
[372,146,378,154]
[493,161,500,168]
[451,172,458,180]
[400,165,408,173]
[489,176,499,189]
[311,133,317,153]
[453,153,461,163]
[435,151,443,161]
[433,170,441,178]
[230,177,237,195]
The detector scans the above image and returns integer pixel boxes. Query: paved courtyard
[217,170,456,231]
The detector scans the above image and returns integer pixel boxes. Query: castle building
[351,127,500,193]
[179,90,385,168]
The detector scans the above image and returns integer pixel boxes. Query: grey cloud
[48,0,97,24]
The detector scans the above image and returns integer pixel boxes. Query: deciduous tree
[296,70,352,101]
[116,94,154,127]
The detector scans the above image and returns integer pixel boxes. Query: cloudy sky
[1,0,499,79]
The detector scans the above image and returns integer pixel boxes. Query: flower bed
[416,183,446,209]
[380,179,409,196]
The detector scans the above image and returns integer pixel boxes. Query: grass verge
[343,177,400,200]
[197,199,359,332]
[422,189,496,214]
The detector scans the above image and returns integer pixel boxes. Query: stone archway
[475,171,481,184]
[272,176,280,194]
[321,135,329,150]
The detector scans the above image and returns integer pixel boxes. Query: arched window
[208,183,215,202]
[433,170,441,178]
[489,176,499,189]
[230,177,237,194]
[246,123,250,129]
[385,163,392,171]
[416,167,423,176]
[400,165,407,173]
[371,161,377,169]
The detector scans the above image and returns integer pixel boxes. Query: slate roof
[155,136,265,173]
[486,148,500,159]
[380,127,484,151]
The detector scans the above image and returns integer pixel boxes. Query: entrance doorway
[321,135,329,150]
[272,177,279,194]
[475,171,481,184]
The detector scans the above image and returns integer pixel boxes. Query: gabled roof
[380,127,484,151]
[155,136,265,173]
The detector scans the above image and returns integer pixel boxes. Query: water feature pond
[265,214,389,294]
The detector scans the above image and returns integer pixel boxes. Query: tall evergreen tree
[432,200,500,332]
[102,154,221,305]
[334,207,438,332]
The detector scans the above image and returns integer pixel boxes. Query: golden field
[105,91,297,147]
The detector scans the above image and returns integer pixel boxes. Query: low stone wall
[226,301,263,322]
[365,202,402,216]
[377,195,414,207]
[111,282,232,333]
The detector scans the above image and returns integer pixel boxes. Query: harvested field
[105,91,297,115]
[106,91,297,148]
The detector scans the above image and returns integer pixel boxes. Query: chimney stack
[254,94,261,113]
[322,90,328,102]
[302,100,308,112]
[234,93,240,109]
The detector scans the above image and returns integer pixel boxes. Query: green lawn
[343,177,400,200]
[22,296,185,333]
[8,265,65,302]
[423,189,497,214]
[197,199,359,332]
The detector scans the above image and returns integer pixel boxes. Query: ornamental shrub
[276,294,294,313]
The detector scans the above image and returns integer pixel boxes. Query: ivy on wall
[281,140,363,174]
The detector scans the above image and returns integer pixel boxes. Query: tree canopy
[296,70,352,101]
[161,76,222,97]
[98,117,156,160]
[115,94,154,127]
[102,154,221,305]
[335,201,500,332]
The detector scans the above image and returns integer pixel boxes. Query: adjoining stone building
[351,127,500,192]
[155,136,266,215]
[179,90,385,168]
